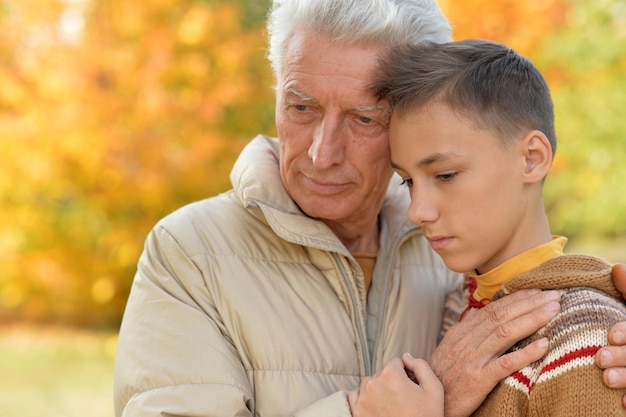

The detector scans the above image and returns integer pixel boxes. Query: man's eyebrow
[352,104,391,114]
[285,88,317,103]
[285,88,390,113]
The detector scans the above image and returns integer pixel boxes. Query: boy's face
[390,101,534,274]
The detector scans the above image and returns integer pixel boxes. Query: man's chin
[297,197,346,221]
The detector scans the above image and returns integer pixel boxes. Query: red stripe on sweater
[511,370,531,389]
[509,345,601,394]
[539,345,601,376]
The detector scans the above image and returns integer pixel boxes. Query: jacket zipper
[368,227,420,372]
[333,252,371,377]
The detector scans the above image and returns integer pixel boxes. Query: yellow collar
[471,236,568,302]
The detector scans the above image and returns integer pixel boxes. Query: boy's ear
[520,130,553,183]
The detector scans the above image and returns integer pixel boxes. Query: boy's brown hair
[373,39,556,153]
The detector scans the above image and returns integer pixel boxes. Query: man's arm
[115,225,357,417]
[596,263,626,405]
[429,288,561,417]
[114,227,255,417]
[341,289,560,417]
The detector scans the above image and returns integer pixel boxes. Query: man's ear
[520,130,553,183]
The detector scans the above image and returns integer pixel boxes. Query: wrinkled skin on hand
[346,264,626,417]
[429,289,561,417]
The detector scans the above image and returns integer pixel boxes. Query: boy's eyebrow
[390,152,460,171]
[418,152,461,167]
[390,160,403,170]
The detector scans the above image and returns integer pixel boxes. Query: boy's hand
[348,353,443,417]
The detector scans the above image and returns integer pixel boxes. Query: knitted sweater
[471,254,626,417]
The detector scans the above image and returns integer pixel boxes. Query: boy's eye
[437,172,458,182]
[400,178,413,187]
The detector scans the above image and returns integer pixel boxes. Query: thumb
[402,353,442,391]
[612,263,626,299]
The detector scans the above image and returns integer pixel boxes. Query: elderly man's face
[275,30,393,226]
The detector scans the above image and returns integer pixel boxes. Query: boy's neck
[477,204,552,275]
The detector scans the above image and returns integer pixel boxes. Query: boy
[365,39,626,416]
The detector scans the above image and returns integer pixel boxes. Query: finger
[380,357,406,375]
[602,368,626,389]
[360,375,372,387]
[402,353,442,392]
[597,344,626,368]
[612,263,626,298]
[485,337,549,381]
[482,289,561,325]
[430,291,559,378]
[608,321,626,346]
[477,296,560,356]
[483,288,543,310]
[437,292,553,351]
[347,388,359,410]
[374,358,408,386]
[462,289,560,340]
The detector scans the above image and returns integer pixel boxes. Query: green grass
[0,325,117,417]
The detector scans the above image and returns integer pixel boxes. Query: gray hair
[266,0,452,86]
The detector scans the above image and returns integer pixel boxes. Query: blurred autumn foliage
[1,0,625,328]
[0,0,274,327]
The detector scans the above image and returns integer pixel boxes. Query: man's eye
[295,104,307,111]
[359,116,373,124]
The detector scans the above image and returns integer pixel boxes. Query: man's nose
[308,117,345,169]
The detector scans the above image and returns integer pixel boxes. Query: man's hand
[596,263,626,408]
[430,289,561,417]
[348,353,443,417]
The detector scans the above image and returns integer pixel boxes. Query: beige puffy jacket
[114,135,462,416]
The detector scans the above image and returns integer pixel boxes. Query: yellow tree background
[1,0,624,328]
